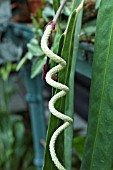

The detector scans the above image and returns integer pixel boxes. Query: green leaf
[73,136,85,161]
[50,29,62,69]
[27,39,44,57]
[64,1,83,169]
[25,52,33,60]
[52,29,62,54]
[43,7,77,170]
[53,0,61,27]
[53,0,60,13]
[63,6,71,16]
[80,1,113,170]
[43,6,54,17]
[95,0,101,9]
[31,57,46,78]
[16,56,27,71]
[17,38,44,71]
[16,51,33,71]
[0,63,13,81]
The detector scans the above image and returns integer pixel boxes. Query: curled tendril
[41,25,73,170]
[41,1,84,169]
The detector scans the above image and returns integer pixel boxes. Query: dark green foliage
[80,1,113,170]
[53,0,60,13]
[73,136,85,161]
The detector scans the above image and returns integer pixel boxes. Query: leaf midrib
[90,23,113,169]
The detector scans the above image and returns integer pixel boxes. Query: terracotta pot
[28,0,44,15]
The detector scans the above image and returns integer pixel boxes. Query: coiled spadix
[41,1,84,169]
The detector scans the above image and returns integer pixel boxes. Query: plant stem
[53,0,68,24]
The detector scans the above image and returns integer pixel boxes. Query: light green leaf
[25,52,33,60]
[43,6,54,17]
[63,6,71,16]
[31,57,46,78]
[27,39,44,57]
[52,29,62,54]
[64,1,83,168]
[95,0,101,9]
[16,56,27,71]
[16,52,32,71]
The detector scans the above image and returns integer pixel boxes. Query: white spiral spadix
[41,25,73,170]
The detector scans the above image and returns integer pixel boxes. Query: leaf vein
[90,23,113,169]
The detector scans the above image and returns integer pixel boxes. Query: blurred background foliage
[0,62,36,170]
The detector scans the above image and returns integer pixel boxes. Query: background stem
[53,0,68,24]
